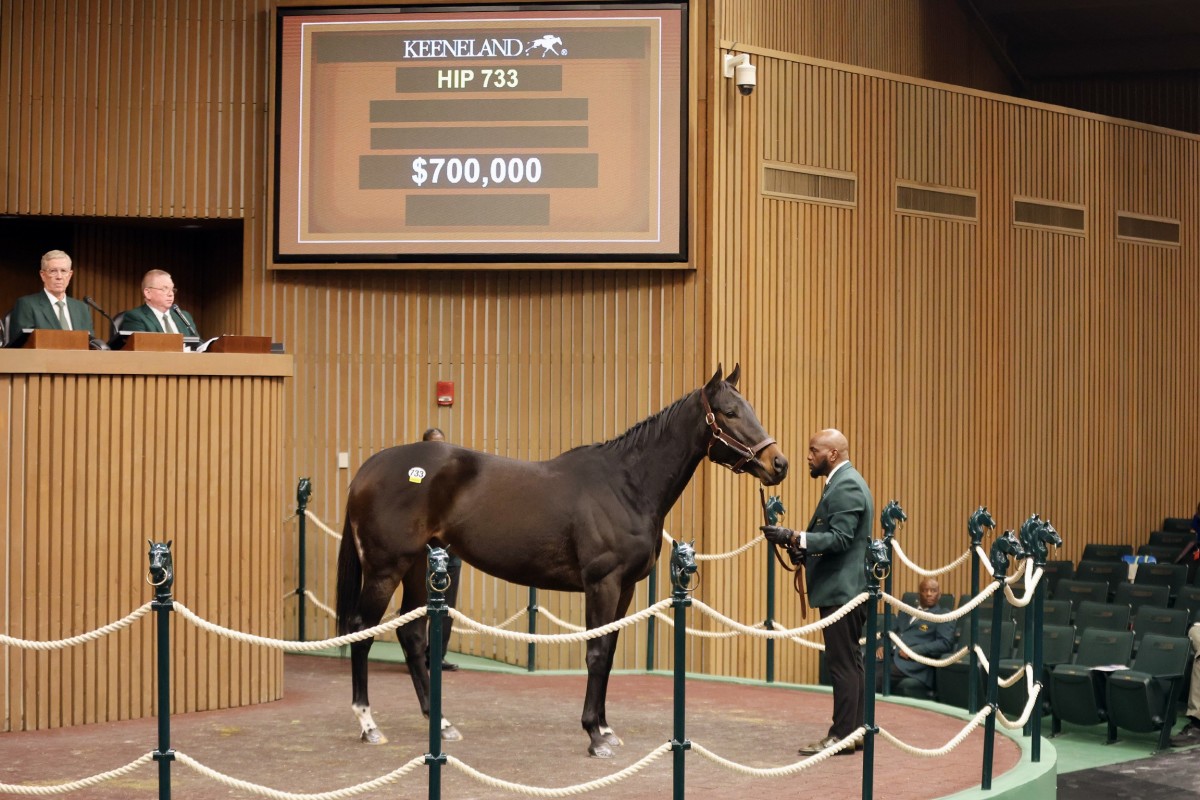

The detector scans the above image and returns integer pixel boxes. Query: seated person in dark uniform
[876,576,956,696]
[118,269,199,339]
[10,250,96,339]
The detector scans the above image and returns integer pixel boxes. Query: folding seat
[1112,582,1170,618]
[1148,530,1191,549]
[1134,563,1188,604]
[1131,605,1189,653]
[1081,543,1133,562]
[935,618,1015,709]
[1105,634,1192,751]
[1049,628,1135,735]
[1138,544,1182,563]
[1053,579,1110,617]
[1163,518,1193,533]
[1073,600,1131,648]
[1175,585,1200,621]
[1040,560,1075,597]
[1075,560,1126,599]
[997,623,1076,720]
[1014,599,1072,650]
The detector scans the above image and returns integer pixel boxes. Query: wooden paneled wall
[705,41,1200,682]
[2,0,1198,696]
[1,353,289,732]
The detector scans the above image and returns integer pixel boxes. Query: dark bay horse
[336,364,789,757]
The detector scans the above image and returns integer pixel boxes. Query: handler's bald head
[807,428,850,479]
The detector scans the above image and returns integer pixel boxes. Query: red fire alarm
[436,380,454,406]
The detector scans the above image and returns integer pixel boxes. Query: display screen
[273,4,687,265]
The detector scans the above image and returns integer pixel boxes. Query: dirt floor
[0,654,1022,799]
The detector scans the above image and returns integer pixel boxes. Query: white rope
[0,753,155,795]
[994,681,1043,729]
[452,607,531,636]
[302,589,337,620]
[531,607,586,633]
[659,529,763,562]
[171,602,427,650]
[889,540,972,577]
[1002,563,1043,607]
[974,545,1026,585]
[304,509,343,541]
[651,610,751,639]
[877,707,992,757]
[175,751,425,799]
[881,582,1001,624]
[0,603,154,650]
[886,633,970,668]
[446,744,671,796]
[689,594,868,640]
[446,600,673,644]
[689,730,864,777]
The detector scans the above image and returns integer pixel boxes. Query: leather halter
[700,390,775,474]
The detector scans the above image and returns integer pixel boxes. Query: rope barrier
[171,602,427,650]
[0,753,155,796]
[0,603,154,650]
[889,540,972,577]
[447,743,672,797]
[304,508,343,541]
[175,751,426,800]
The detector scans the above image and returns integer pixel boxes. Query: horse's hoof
[441,724,463,742]
[360,728,388,745]
[601,729,623,747]
[588,742,615,759]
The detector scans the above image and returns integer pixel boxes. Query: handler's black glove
[760,525,795,547]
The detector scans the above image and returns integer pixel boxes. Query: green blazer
[803,462,874,608]
[10,292,95,336]
[119,303,199,338]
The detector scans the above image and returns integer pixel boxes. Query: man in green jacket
[761,428,874,756]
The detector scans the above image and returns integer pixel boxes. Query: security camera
[734,62,756,95]
[723,52,756,96]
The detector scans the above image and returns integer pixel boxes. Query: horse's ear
[705,364,724,393]
[726,363,740,388]
[147,539,153,549]
[166,540,172,550]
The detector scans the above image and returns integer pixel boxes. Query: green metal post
[295,477,311,642]
[148,542,176,800]
[646,565,657,671]
[863,541,889,800]
[967,518,986,714]
[669,541,696,800]
[425,547,450,800]
[765,547,776,683]
[527,587,538,672]
[982,575,1005,790]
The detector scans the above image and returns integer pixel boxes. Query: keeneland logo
[401,34,568,59]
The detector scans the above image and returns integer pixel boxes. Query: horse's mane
[563,389,697,458]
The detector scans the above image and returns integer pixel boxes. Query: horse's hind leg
[350,576,401,744]
[396,562,462,741]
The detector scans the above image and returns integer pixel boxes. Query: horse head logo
[880,499,907,538]
[426,545,452,595]
[146,540,174,590]
[525,34,565,57]
[1019,515,1062,564]
[670,539,698,592]
[865,539,891,583]
[989,530,1026,577]
[968,505,997,546]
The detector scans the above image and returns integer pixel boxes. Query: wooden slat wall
[2,0,1198,699]
[706,40,1200,683]
[0,358,286,732]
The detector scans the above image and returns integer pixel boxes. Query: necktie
[56,300,69,330]
[162,312,174,333]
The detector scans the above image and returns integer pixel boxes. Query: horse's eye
[723,408,738,418]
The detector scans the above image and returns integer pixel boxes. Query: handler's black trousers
[820,603,867,739]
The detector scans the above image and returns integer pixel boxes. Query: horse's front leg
[581,584,634,758]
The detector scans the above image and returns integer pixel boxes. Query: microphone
[82,296,114,351]
[84,295,117,336]
[171,303,200,338]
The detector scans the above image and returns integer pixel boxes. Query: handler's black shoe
[798,735,856,756]
[441,661,460,672]
[1171,721,1200,747]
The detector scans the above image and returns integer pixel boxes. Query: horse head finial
[146,540,174,599]
[968,505,996,547]
[880,500,907,540]
[762,494,786,526]
[865,539,891,586]
[671,539,698,593]
[297,477,313,508]
[426,545,452,596]
[1019,515,1062,565]
[989,530,1025,578]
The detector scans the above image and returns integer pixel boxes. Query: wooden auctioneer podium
[0,331,293,733]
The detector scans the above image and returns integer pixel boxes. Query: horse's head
[700,364,789,485]
[146,539,174,589]
[880,499,907,537]
[989,530,1026,577]
[967,505,996,545]
[670,539,698,592]
[864,539,891,584]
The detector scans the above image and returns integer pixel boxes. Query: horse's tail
[335,508,361,636]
